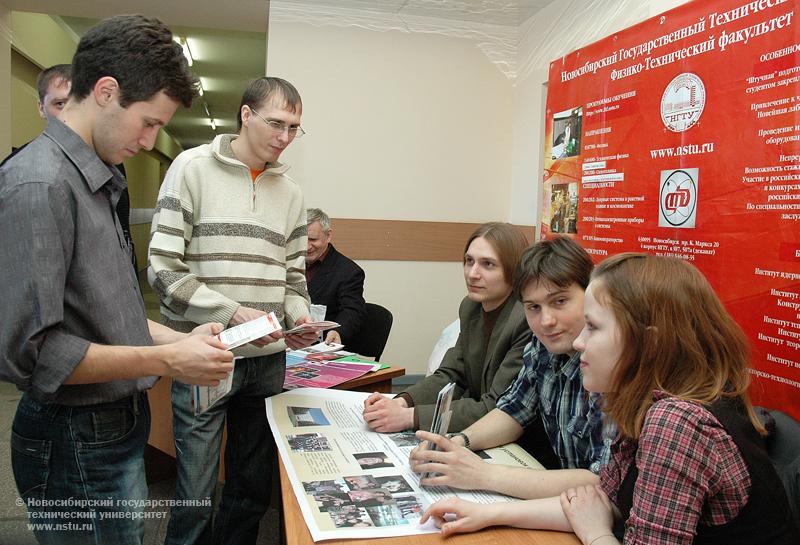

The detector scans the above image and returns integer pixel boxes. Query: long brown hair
[464,223,528,283]
[592,253,765,439]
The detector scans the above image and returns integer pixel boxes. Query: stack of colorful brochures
[283,342,384,390]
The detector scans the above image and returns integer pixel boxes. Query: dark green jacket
[401,295,529,431]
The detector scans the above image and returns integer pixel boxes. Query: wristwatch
[446,432,471,450]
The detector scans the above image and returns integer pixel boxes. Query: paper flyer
[216,313,282,349]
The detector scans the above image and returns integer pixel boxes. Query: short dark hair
[464,223,529,282]
[70,14,199,108]
[37,64,71,102]
[513,236,593,299]
[237,77,302,130]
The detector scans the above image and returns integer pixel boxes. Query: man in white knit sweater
[148,77,316,545]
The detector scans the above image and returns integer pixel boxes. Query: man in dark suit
[306,208,367,345]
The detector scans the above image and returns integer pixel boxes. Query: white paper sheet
[266,387,544,541]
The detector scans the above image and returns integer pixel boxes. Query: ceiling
[273,0,554,26]
[6,0,557,150]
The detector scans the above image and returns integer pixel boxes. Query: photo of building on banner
[541,0,800,419]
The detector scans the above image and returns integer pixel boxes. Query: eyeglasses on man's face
[249,107,306,138]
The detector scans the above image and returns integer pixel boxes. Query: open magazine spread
[266,387,544,541]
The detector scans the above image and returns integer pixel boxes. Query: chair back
[758,407,800,526]
[347,303,393,361]
[426,319,459,376]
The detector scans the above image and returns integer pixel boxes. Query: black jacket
[307,244,366,344]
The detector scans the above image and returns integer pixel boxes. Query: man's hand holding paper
[167,334,234,386]
[229,306,283,347]
[284,315,328,349]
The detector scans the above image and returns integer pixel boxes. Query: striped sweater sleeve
[283,192,310,325]
[147,155,240,327]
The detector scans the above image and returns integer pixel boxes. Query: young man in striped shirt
[410,236,612,499]
[148,77,318,545]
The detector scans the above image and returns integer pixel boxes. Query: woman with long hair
[422,253,797,544]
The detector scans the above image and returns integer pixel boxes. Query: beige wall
[362,260,468,371]
[11,11,74,68]
[270,22,515,222]
[7,13,75,150]
[268,22,517,373]
[10,50,44,146]
[0,3,10,158]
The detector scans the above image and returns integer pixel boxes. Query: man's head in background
[306,208,333,266]
[36,64,71,119]
[65,14,199,164]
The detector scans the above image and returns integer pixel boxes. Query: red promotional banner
[542,0,800,419]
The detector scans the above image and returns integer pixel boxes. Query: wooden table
[335,365,405,393]
[280,461,580,545]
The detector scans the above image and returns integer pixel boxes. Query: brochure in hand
[193,313,282,415]
[192,364,237,416]
[421,382,455,479]
[216,313,282,349]
[284,320,340,335]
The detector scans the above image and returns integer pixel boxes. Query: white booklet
[193,313,282,415]
[192,365,237,415]
[420,382,455,479]
[216,313,282,349]
[284,320,340,335]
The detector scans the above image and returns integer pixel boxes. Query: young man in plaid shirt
[410,236,612,499]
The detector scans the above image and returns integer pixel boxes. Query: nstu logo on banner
[661,73,706,132]
[659,168,698,228]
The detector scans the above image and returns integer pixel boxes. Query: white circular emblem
[659,169,697,226]
[660,73,706,132]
